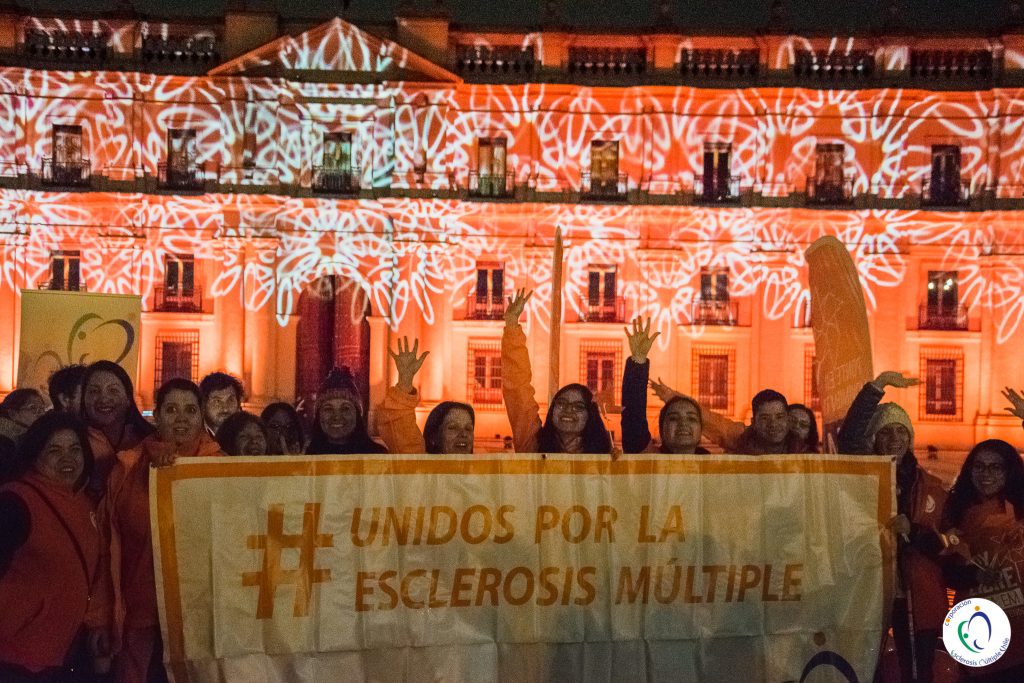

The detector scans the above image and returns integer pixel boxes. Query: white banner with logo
[151,455,894,682]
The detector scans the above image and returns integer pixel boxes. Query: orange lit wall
[1,18,1023,451]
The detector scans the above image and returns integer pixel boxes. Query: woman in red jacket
[0,411,102,682]
[95,378,224,683]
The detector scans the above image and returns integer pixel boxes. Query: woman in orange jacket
[79,361,155,502]
[0,412,104,681]
[376,336,477,455]
[93,378,224,683]
[501,289,611,454]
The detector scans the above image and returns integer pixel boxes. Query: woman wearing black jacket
[621,317,708,455]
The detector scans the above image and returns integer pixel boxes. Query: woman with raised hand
[838,370,947,683]
[376,336,477,455]
[96,378,223,683]
[376,336,430,454]
[305,367,387,455]
[215,411,269,456]
[501,289,611,454]
[79,361,155,501]
[940,440,1024,681]
[260,402,305,455]
[620,317,708,455]
[0,412,103,681]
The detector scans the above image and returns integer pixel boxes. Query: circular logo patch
[943,598,1012,667]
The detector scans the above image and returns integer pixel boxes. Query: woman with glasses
[940,439,1024,681]
[500,290,611,455]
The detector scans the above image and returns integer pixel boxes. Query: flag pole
[548,226,564,402]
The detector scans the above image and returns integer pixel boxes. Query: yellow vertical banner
[805,236,875,451]
[17,290,142,396]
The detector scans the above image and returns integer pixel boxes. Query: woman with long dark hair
[940,439,1024,681]
[79,361,154,500]
[305,367,387,455]
[0,412,101,682]
[501,289,611,455]
[788,403,820,454]
[96,378,223,683]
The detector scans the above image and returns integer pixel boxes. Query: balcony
[37,277,83,292]
[806,177,853,206]
[582,173,628,201]
[158,163,204,192]
[910,50,994,80]
[141,35,218,67]
[680,49,759,79]
[455,45,536,77]
[468,171,514,199]
[22,29,108,64]
[691,298,739,326]
[922,177,970,207]
[694,175,740,203]
[312,166,361,195]
[794,50,875,81]
[467,295,505,321]
[579,297,626,323]
[154,286,203,313]
[567,48,647,78]
[42,158,91,188]
[919,305,968,331]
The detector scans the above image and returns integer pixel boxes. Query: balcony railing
[680,49,759,78]
[922,177,971,207]
[37,277,83,292]
[23,29,108,63]
[154,286,203,313]
[794,50,876,80]
[910,50,994,80]
[42,158,91,187]
[919,305,968,331]
[694,175,740,203]
[141,35,219,66]
[691,298,739,326]
[579,297,626,323]
[312,166,361,195]
[158,163,204,191]
[806,176,854,205]
[467,295,505,320]
[468,171,514,198]
[455,45,536,76]
[582,172,628,200]
[567,48,647,77]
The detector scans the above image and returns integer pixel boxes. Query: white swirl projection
[1,18,1024,343]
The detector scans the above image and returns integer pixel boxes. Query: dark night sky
[6,0,1009,33]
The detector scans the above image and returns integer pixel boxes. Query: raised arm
[837,371,919,454]
[377,336,429,454]
[621,317,660,453]
[649,375,744,451]
[501,289,542,453]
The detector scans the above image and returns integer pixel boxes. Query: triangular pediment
[210,17,459,83]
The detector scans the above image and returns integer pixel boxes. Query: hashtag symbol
[242,503,334,619]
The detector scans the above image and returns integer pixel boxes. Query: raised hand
[649,376,681,403]
[148,440,179,468]
[504,288,532,327]
[389,336,429,393]
[872,371,920,391]
[1003,387,1024,421]
[624,316,660,364]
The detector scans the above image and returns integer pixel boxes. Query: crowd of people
[0,288,1023,682]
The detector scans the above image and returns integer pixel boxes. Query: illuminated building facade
[1,6,1023,451]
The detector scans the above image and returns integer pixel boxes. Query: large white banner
[152,455,894,682]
